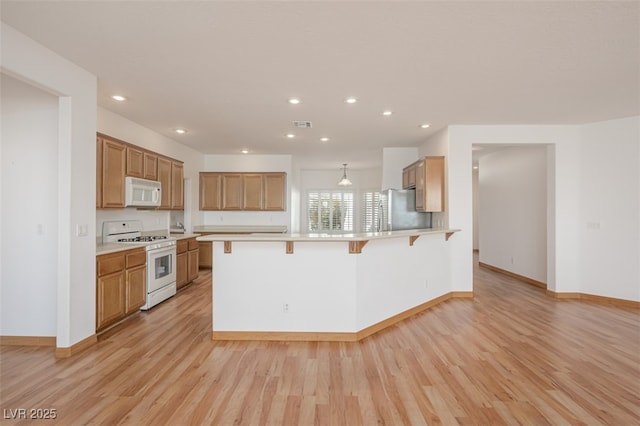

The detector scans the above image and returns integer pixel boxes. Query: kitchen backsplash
[96,208,170,237]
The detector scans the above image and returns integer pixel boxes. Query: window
[307,191,354,232]
[361,191,382,232]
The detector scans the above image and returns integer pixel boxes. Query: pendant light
[337,163,353,186]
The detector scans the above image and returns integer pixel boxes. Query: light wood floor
[1,256,639,425]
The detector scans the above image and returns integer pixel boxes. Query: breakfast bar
[197,228,467,341]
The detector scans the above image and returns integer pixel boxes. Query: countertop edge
[196,228,460,243]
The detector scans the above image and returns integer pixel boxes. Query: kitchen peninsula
[197,228,466,341]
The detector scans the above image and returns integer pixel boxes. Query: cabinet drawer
[126,249,146,268]
[177,239,189,254]
[188,238,199,251]
[97,253,125,277]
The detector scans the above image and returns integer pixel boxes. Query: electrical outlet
[283,303,289,313]
[425,279,429,289]
[510,257,515,264]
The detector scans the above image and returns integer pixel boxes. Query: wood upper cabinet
[263,173,286,210]
[101,138,126,208]
[402,162,417,189]
[96,247,146,331]
[199,172,286,211]
[243,174,263,210]
[199,173,222,210]
[97,132,184,210]
[143,152,158,180]
[157,157,172,209]
[97,137,103,208]
[171,161,184,210]
[126,146,144,178]
[222,174,243,210]
[415,156,445,212]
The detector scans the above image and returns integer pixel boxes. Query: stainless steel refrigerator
[378,189,431,231]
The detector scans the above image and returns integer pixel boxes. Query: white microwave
[125,177,161,207]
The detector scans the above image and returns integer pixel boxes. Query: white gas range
[102,220,177,310]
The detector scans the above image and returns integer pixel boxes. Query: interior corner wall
[1,23,97,347]
[1,74,59,336]
[478,146,548,283]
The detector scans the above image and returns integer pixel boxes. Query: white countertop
[196,228,459,243]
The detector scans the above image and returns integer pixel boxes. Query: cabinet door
[200,173,222,210]
[102,139,126,208]
[125,265,146,314]
[188,248,199,282]
[176,252,188,289]
[408,165,417,188]
[143,152,158,180]
[126,146,144,177]
[171,161,184,210]
[263,173,286,211]
[423,157,445,212]
[198,241,212,269]
[222,174,243,210]
[97,137,103,208]
[157,157,172,209]
[415,160,425,212]
[96,271,125,330]
[243,174,263,210]
[402,167,410,189]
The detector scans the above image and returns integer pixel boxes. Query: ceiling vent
[293,121,312,128]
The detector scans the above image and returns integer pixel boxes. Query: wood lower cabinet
[96,247,146,331]
[198,237,213,269]
[200,172,286,211]
[176,237,199,289]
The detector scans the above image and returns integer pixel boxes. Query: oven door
[147,246,177,292]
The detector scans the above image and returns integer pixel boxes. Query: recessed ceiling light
[241,149,249,154]
[345,97,358,104]
[175,128,187,134]
[288,98,301,105]
[286,133,295,139]
[420,123,430,129]
[112,95,126,102]
[382,111,393,116]
[473,165,479,170]
[320,137,330,142]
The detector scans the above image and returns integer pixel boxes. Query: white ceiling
[1,1,638,170]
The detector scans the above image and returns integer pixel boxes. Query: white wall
[578,117,639,301]
[97,107,205,234]
[478,146,548,283]
[1,23,97,347]
[1,74,59,336]
[381,147,418,190]
[203,155,293,229]
[444,119,639,301]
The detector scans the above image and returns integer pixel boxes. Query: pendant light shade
[337,163,353,186]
